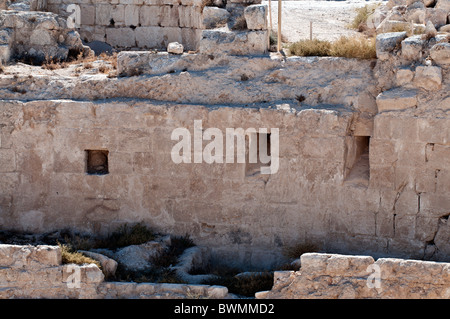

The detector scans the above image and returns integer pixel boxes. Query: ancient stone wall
[0,244,229,298]
[43,0,268,52]
[257,253,450,299]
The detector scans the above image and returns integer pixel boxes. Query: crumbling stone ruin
[0,0,449,299]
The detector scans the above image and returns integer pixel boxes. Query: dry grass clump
[349,4,381,31]
[329,36,376,59]
[289,36,376,59]
[289,39,332,57]
[59,243,101,268]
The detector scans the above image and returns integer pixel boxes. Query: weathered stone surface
[202,6,230,29]
[430,42,450,66]
[376,32,408,61]
[199,29,268,55]
[414,65,442,91]
[167,41,183,54]
[435,0,450,11]
[244,4,267,30]
[259,253,450,299]
[396,68,414,86]
[376,88,417,111]
[0,10,87,63]
[401,35,425,60]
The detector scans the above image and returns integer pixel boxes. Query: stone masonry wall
[45,0,206,50]
[43,0,268,52]
[0,244,229,298]
[0,95,449,268]
[258,253,450,299]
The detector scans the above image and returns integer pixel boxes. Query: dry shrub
[330,36,376,59]
[98,64,110,73]
[59,243,101,268]
[289,36,376,59]
[289,39,332,57]
[350,4,380,31]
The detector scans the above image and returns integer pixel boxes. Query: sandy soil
[263,0,385,42]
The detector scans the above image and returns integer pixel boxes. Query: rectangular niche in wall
[344,136,370,187]
[85,150,109,175]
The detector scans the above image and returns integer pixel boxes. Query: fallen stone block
[376,32,408,60]
[401,35,425,61]
[168,41,184,54]
[414,65,442,91]
[430,42,450,66]
[435,0,450,11]
[376,88,418,112]
[425,8,448,28]
[244,4,267,30]
[202,6,230,29]
[396,67,414,86]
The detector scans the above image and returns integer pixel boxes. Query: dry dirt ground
[263,0,385,42]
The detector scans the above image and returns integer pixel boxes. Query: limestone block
[401,35,425,60]
[178,6,203,29]
[96,4,112,26]
[161,5,179,27]
[207,285,228,298]
[199,30,268,55]
[376,88,417,112]
[202,7,230,29]
[244,4,267,30]
[387,0,406,9]
[226,3,247,30]
[376,32,408,61]
[139,5,163,27]
[30,29,54,46]
[430,42,450,66]
[168,41,183,54]
[435,0,450,11]
[80,5,96,26]
[0,149,16,172]
[35,245,62,266]
[110,5,126,26]
[106,27,136,47]
[181,28,202,51]
[396,68,414,86]
[135,26,164,48]
[300,253,330,273]
[124,4,139,26]
[413,66,442,91]
[405,7,426,24]
[425,8,448,28]
[0,0,6,10]
[440,24,450,32]
[0,45,10,64]
[161,27,183,46]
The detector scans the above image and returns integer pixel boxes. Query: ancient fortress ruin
[0,0,449,299]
